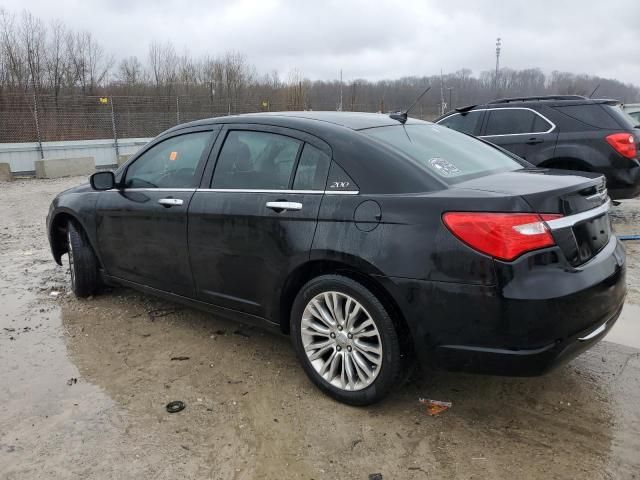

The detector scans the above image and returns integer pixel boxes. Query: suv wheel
[290,274,402,405]
[67,221,99,298]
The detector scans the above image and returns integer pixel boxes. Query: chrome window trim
[196,188,359,195]
[119,188,197,192]
[545,199,611,230]
[437,107,556,137]
[478,107,556,137]
[102,187,359,195]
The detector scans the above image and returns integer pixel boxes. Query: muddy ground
[1,176,639,480]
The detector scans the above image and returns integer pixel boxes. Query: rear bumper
[431,301,623,375]
[381,235,627,376]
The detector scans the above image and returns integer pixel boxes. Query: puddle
[605,303,640,349]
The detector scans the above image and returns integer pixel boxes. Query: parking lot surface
[1,177,639,479]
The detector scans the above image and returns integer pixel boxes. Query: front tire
[290,275,403,405]
[67,221,99,298]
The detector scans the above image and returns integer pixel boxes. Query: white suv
[623,103,640,125]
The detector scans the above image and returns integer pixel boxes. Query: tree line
[1,7,639,116]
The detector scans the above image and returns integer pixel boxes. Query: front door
[96,128,217,297]
[189,126,331,320]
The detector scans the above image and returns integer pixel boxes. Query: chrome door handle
[266,201,302,212]
[158,198,184,207]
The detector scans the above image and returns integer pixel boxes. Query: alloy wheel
[301,291,383,391]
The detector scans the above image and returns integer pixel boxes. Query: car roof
[164,111,429,135]
[440,96,620,118]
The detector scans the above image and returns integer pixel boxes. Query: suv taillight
[442,212,562,261]
[605,133,637,159]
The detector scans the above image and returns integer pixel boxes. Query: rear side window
[484,109,548,135]
[364,124,522,184]
[293,144,330,190]
[438,111,483,135]
[554,104,621,129]
[212,131,301,189]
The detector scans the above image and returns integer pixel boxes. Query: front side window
[438,111,483,135]
[124,132,211,188]
[484,109,543,136]
[363,124,523,184]
[212,131,301,189]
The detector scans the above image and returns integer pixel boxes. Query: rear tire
[290,274,403,405]
[67,221,99,298]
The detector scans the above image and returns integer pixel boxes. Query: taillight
[442,212,562,261]
[605,132,637,159]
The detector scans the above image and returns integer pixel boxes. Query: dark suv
[436,95,640,199]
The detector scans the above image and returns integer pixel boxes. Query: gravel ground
[0,176,639,480]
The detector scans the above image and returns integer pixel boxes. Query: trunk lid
[452,169,610,266]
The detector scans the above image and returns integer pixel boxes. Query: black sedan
[47,112,626,405]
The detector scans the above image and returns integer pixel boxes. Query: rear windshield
[363,124,523,184]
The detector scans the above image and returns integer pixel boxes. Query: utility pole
[440,69,445,115]
[495,37,502,95]
[448,87,454,110]
[338,69,343,112]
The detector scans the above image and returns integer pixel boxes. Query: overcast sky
[7,0,640,85]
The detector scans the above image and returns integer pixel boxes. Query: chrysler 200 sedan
[47,112,627,405]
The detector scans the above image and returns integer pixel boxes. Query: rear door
[188,125,331,320]
[96,127,218,297]
[480,107,558,165]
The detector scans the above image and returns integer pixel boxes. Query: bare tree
[118,56,145,87]
[0,8,28,90]
[45,19,69,102]
[67,31,112,94]
[148,40,177,94]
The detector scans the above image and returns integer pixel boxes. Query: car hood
[58,182,93,196]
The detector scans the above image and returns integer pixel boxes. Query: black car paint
[436,99,640,199]
[47,112,627,376]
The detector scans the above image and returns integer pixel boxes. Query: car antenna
[389,85,432,124]
[589,84,600,98]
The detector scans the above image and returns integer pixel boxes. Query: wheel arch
[538,157,594,171]
[49,211,100,267]
[276,259,414,356]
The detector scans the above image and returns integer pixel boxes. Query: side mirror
[90,171,116,191]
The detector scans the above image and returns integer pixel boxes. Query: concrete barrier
[35,156,95,179]
[0,163,12,182]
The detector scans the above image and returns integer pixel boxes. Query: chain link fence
[0,92,441,149]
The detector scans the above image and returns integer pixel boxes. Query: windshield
[604,104,638,129]
[621,108,640,127]
[363,124,523,184]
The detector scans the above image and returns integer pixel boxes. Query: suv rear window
[554,104,623,129]
[363,124,523,184]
